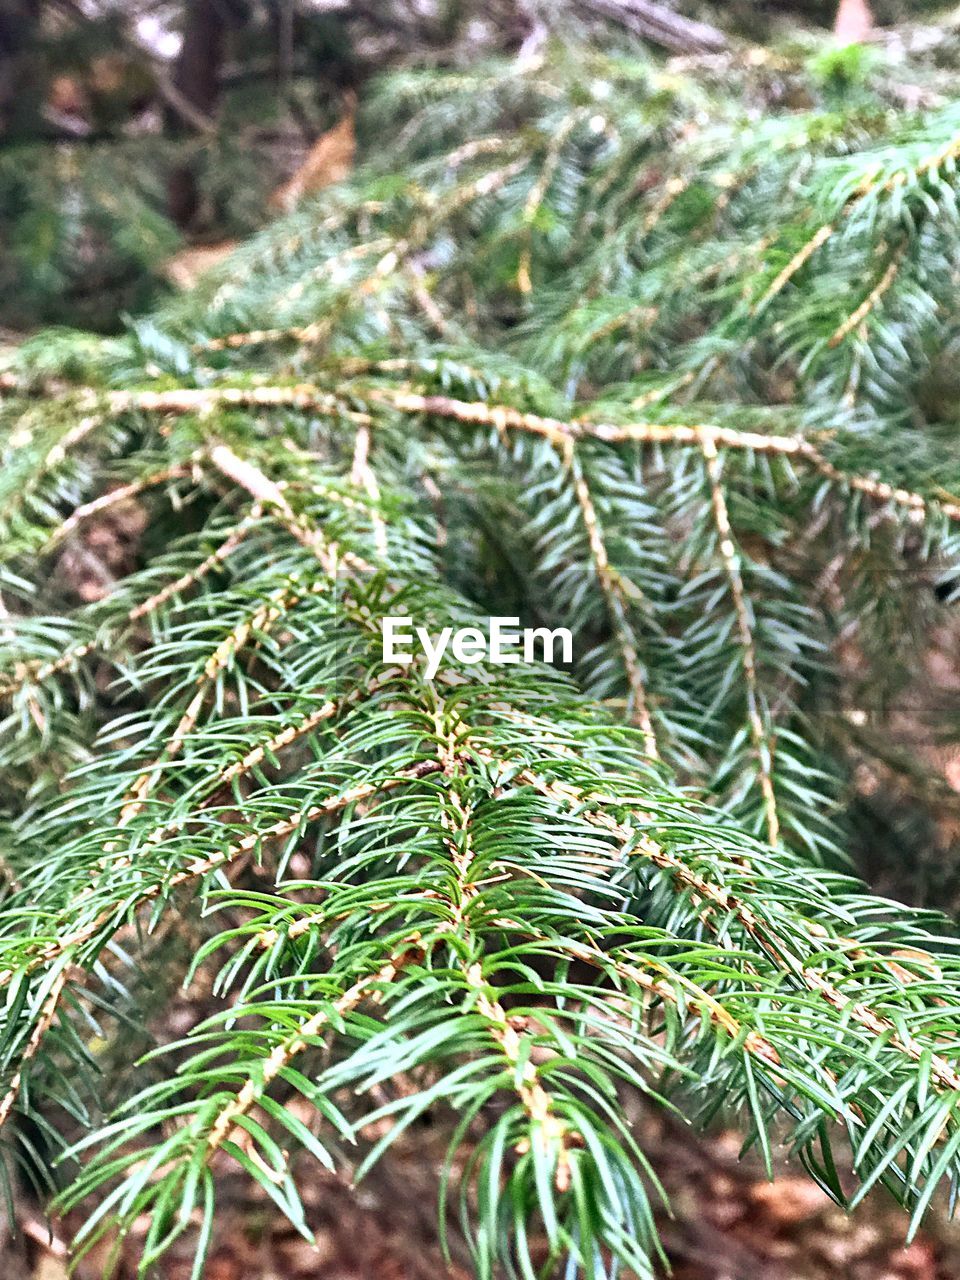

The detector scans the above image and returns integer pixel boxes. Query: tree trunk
[167,0,228,228]
[0,0,43,140]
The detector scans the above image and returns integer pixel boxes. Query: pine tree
[5,33,960,1278]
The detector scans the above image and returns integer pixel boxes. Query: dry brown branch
[585,0,727,53]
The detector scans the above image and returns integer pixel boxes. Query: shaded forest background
[0,0,947,332]
[7,2,960,1277]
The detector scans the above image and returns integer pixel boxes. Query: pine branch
[7,46,960,1278]
[563,442,658,757]
[203,942,420,1160]
[700,435,780,845]
[28,385,960,525]
[827,244,906,350]
[0,761,443,1003]
[514,761,960,1097]
[0,965,71,1132]
[44,463,199,550]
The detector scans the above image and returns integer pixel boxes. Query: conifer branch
[43,463,199,550]
[641,175,689,235]
[827,244,906,349]
[350,425,388,557]
[215,700,339,789]
[432,699,573,1184]
[537,932,782,1071]
[753,223,835,314]
[514,763,960,1096]
[32,384,960,525]
[0,763,442,994]
[42,408,110,471]
[198,159,528,353]
[112,582,307,833]
[0,966,72,1130]
[518,111,584,294]
[700,435,780,845]
[563,442,658,757]
[8,48,960,1273]
[128,510,262,621]
[69,672,393,925]
[367,390,960,521]
[202,942,421,1161]
[208,443,374,573]
[0,511,261,700]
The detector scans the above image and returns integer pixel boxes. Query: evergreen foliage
[0,126,288,331]
[5,37,960,1277]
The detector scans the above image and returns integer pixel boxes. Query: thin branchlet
[701,434,779,845]
[563,441,658,757]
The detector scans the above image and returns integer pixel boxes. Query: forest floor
[17,1107,960,1280]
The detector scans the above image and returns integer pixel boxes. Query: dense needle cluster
[4,41,960,1278]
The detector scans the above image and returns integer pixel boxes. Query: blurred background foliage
[3,0,960,330]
